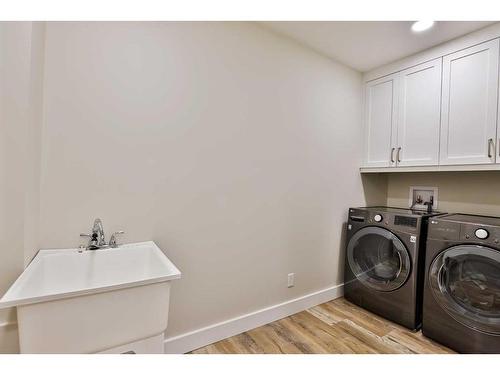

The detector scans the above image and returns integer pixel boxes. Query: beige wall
[387,172,500,215]
[0,22,44,353]
[0,21,367,350]
[362,174,388,206]
[23,23,45,267]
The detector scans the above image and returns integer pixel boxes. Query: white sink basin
[0,241,181,353]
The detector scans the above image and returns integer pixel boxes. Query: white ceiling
[261,21,495,72]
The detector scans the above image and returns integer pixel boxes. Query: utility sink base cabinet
[0,241,181,354]
[18,282,170,353]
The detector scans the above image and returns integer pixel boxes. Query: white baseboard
[164,284,344,354]
[0,321,20,353]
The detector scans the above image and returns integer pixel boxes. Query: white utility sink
[0,241,181,353]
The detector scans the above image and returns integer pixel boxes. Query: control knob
[475,228,489,240]
[373,214,383,223]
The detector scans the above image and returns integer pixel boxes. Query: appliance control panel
[462,224,500,246]
[348,208,421,235]
[394,215,418,228]
[428,219,460,241]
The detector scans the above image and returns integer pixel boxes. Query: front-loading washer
[344,206,441,330]
[423,213,500,353]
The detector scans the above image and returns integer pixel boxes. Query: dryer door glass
[347,226,411,291]
[429,245,500,334]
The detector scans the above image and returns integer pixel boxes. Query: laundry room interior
[2,3,500,364]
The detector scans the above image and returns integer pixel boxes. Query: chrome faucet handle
[109,231,125,248]
[80,232,99,249]
[80,232,98,241]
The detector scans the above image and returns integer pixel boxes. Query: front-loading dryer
[423,213,500,353]
[344,207,440,330]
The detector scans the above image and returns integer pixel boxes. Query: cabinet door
[363,74,398,167]
[396,59,442,167]
[440,39,499,165]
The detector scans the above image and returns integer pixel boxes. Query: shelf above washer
[360,164,500,174]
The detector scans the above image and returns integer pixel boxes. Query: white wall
[0,22,44,353]
[1,21,366,351]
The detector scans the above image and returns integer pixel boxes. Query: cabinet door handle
[390,147,395,163]
[396,147,402,163]
[488,138,494,158]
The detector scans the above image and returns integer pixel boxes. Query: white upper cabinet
[362,33,500,172]
[396,59,443,167]
[363,60,442,168]
[363,73,398,167]
[440,39,500,165]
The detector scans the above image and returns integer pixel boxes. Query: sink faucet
[80,218,124,250]
[93,218,106,247]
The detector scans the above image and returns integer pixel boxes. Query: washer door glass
[347,226,411,292]
[429,245,500,334]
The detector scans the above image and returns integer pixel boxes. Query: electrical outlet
[409,186,438,211]
[287,273,295,288]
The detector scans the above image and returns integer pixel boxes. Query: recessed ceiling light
[411,21,435,32]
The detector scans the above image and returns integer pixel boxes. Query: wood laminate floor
[190,298,454,354]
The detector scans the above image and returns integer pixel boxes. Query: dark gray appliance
[344,206,440,330]
[423,213,500,353]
